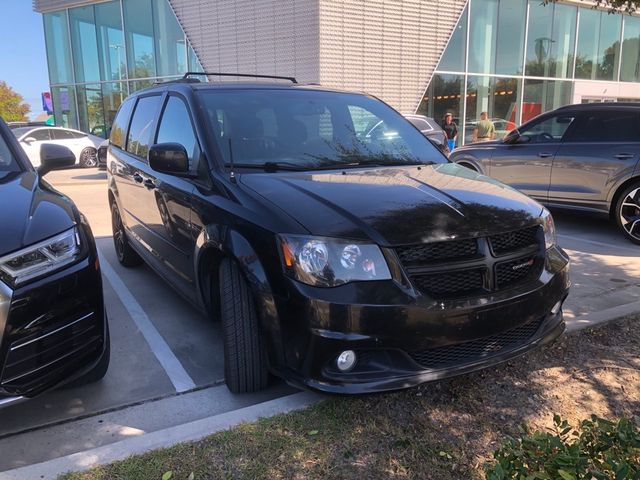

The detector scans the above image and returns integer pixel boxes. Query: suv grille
[396,226,542,299]
[407,316,544,369]
[396,238,478,265]
[489,226,539,255]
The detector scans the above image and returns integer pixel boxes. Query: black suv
[107,74,570,394]
[0,118,109,408]
[450,103,640,244]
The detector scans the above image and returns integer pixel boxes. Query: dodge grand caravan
[107,73,570,394]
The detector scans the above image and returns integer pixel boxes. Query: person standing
[441,113,458,152]
[472,112,495,142]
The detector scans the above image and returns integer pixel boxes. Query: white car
[11,126,102,168]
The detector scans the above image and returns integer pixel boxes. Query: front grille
[411,268,485,297]
[495,255,540,289]
[407,316,544,370]
[489,226,539,255]
[396,238,478,265]
[1,311,101,392]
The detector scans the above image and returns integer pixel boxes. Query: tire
[219,258,269,393]
[615,181,640,245]
[64,320,110,388]
[79,147,98,168]
[111,202,143,267]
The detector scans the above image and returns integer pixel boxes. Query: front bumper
[272,246,570,394]
[0,245,107,404]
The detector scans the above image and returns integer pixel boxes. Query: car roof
[555,102,640,112]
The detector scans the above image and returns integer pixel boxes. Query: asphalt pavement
[0,166,638,472]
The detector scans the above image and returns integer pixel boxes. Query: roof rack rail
[182,72,297,84]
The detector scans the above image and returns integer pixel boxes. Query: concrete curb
[566,300,640,332]
[0,391,322,480]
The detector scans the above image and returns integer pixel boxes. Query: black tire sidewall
[615,183,640,245]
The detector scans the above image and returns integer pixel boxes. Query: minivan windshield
[198,89,446,170]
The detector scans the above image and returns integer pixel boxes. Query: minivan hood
[0,171,76,257]
[240,163,543,246]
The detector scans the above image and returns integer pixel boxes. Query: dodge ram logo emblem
[512,259,534,271]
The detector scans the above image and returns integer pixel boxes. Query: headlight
[541,208,556,250]
[278,235,391,287]
[0,227,82,287]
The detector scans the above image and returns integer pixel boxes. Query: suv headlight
[278,235,391,287]
[0,227,82,287]
[541,208,556,250]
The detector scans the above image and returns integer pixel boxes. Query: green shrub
[485,415,640,480]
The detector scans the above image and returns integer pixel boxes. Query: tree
[545,0,639,14]
[0,81,30,122]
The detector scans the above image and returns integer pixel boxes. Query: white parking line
[98,252,197,393]
[558,234,640,254]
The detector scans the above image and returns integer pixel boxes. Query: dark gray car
[450,103,640,244]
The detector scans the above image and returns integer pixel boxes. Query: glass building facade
[418,0,640,146]
[43,0,203,136]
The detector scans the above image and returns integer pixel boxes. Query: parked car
[97,139,108,171]
[0,118,109,409]
[107,74,569,394]
[404,114,450,155]
[11,126,102,168]
[450,103,640,244]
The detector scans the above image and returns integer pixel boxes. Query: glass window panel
[154,0,187,76]
[437,6,467,72]
[468,0,498,74]
[525,2,576,78]
[156,96,200,168]
[101,82,127,138]
[522,79,573,123]
[621,15,640,82]
[69,6,101,83]
[519,114,576,143]
[124,0,156,78]
[566,111,640,142]
[77,84,104,134]
[187,44,204,73]
[416,74,464,133]
[29,129,51,141]
[466,76,520,144]
[110,97,135,149]
[127,95,162,159]
[576,10,622,80]
[495,0,526,75]
[43,12,73,84]
[95,1,126,82]
[51,86,78,129]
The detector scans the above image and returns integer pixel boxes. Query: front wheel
[79,147,98,168]
[219,258,269,394]
[615,182,640,245]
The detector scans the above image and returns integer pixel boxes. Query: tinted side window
[567,111,640,142]
[127,96,161,159]
[519,115,575,143]
[51,129,76,140]
[408,118,432,131]
[110,98,135,149]
[28,129,51,141]
[156,96,200,168]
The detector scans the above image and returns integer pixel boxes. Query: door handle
[538,152,553,158]
[615,153,635,160]
[133,173,144,183]
[143,179,156,189]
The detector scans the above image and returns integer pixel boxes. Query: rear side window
[110,98,135,149]
[408,117,433,131]
[126,95,162,159]
[156,96,200,169]
[566,111,640,143]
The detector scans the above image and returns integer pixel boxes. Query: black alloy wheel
[111,202,143,267]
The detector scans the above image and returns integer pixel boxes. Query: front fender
[193,226,284,366]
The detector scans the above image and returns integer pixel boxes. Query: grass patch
[61,317,640,480]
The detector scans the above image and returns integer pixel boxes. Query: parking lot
[1,166,639,472]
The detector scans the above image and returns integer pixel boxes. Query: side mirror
[503,129,521,145]
[38,143,76,176]
[22,137,36,145]
[148,143,190,175]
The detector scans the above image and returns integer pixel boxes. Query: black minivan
[0,118,109,408]
[107,75,570,394]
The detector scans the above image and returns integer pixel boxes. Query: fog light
[551,300,562,316]
[336,350,357,372]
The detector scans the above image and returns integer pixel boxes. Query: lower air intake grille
[407,316,544,370]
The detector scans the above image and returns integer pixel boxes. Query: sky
[0,1,50,120]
